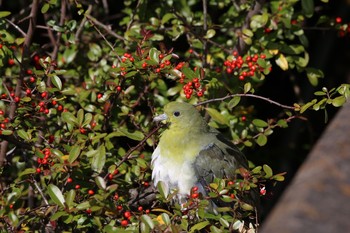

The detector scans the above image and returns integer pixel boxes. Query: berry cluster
[36,148,54,173]
[334,16,350,38]
[223,51,269,81]
[113,49,206,100]
[181,77,205,99]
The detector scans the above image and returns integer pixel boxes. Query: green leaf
[117,128,144,141]
[62,112,78,126]
[189,221,210,233]
[76,201,90,210]
[149,48,160,64]
[68,145,81,164]
[47,184,66,208]
[91,145,106,174]
[252,119,268,128]
[182,67,197,79]
[1,130,13,135]
[275,54,289,71]
[206,108,229,125]
[51,211,67,221]
[161,13,175,24]
[272,175,285,181]
[157,181,168,198]
[95,176,106,190]
[263,164,273,178]
[277,119,288,128]
[306,68,324,86]
[41,4,50,13]
[302,0,314,18]
[65,190,76,208]
[228,96,241,110]
[140,214,155,229]
[256,134,267,146]
[300,99,317,113]
[77,109,85,127]
[204,29,216,39]
[244,82,252,93]
[8,212,18,226]
[332,96,346,107]
[51,75,62,90]
[0,11,11,18]
[17,129,30,141]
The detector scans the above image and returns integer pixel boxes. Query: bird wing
[193,132,260,215]
[193,133,248,189]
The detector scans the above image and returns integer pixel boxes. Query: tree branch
[196,93,295,110]
[0,0,39,168]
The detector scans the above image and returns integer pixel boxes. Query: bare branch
[196,93,295,110]
[115,125,162,169]
[5,19,26,37]
[85,14,125,41]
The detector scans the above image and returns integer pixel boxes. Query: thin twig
[5,19,26,37]
[235,0,264,54]
[75,5,92,42]
[85,14,125,41]
[31,177,49,205]
[202,0,208,68]
[115,125,162,168]
[196,93,295,110]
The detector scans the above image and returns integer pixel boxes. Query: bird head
[154,102,207,130]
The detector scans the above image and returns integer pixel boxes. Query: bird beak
[153,113,168,122]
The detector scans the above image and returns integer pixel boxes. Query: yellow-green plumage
[152,102,250,203]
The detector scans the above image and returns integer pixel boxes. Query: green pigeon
[151,101,257,210]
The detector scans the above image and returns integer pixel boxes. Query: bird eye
[173,111,180,117]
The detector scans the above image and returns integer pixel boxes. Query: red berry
[75,185,80,189]
[138,206,143,211]
[51,100,57,105]
[335,17,342,24]
[29,76,35,83]
[159,54,164,59]
[14,96,20,103]
[241,116,247,121]
[80,128,86,134]
[156,68,161,73]
[36,168,41,174]
[239,75,245,81]
[227,181,234,186]
[192,186,199,192]
[191,193,199,198]
[142,62,147,68]
[57,105,63,111]
[124,211,131,219]
[41,92,47,98]
[88,190,94,195]
[114,193,119,200]
[26,69,33,75]
[67,177,73,183]
[230,193,235,199]
[8,59,15,66]
[97,93,103,99]
[108,174,114,180]
[9,204,13,209]
[116,86,122,92]
[117,205,123,211]
[145,209,150,214]
[26,89,31,95]
[86,209,92,214]
[121,220,128,227]
[129,57,134,62]
[197,91,203,97]
[0,110,3,115]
